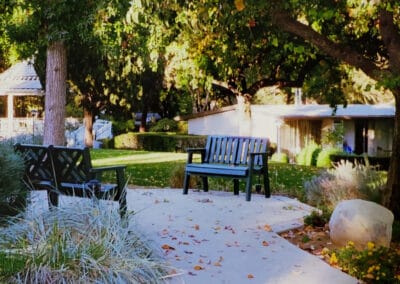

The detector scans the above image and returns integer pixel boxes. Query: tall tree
[7,0,108,145]
[227,0,400,216]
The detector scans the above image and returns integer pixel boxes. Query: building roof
[252,104,395,119]
[0,60,43,96]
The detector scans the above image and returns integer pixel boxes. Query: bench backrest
[50,145,93,184]
[204,136,268,166]
[14,143,54,188]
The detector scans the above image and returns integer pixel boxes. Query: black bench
[15,143,127,217]
[183,135,270,201]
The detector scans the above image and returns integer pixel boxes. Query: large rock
[329,199,394,249]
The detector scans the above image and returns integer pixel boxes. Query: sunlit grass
[91,149,321,201]
[91,150,187,166]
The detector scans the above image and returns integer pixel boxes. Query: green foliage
[303,209,331,227]
[316,147,342,168]
[0,142,27,220]
[0,201,172,282]
[296,141,321,166]
[325,242,400,283]
[177,121,188,134]
[304,160,386,210]
[321,123,344,148]
[270,152,289,163]
[149,118,178,132]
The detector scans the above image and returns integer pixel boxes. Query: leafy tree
[6,1,110,145]
[233,0,400,216]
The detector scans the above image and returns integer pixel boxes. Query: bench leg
[202,176,208,192]
[245,174,253,201]
[263,171,271,198]
[118,187,128,219]
[233,179,239,195]
[183,172,190,194]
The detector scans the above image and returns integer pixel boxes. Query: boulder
[329,199,394,249]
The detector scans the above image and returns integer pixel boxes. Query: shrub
[316,147,342,168]
[303,209,331,227]
[114,132,206,152]
[296,141,321,166]
[304,160,386,210]
[0,142,27,220]
[0,200,174,283]
[324,241,400,283]
[149,118,178,132]
[270,152,289,163]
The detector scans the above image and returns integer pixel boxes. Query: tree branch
[379,9,400,74]
[271,9,383,81]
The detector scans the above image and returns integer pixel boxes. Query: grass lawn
[91,149,321,201]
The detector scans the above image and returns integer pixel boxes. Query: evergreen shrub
[316,147,342,168]
[296,141,321,166]
[149,118,178,132]
[114,132,206,152]
[0,142,28,220]
[270,152,289,163]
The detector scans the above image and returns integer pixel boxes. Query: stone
[329,199,394,249]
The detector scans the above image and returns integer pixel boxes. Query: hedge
[113,132,206,152]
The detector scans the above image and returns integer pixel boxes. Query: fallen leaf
[193,265,204,270]
[247,274,254,279]
[214,262,222,266]
[262,240,269,246]
[234,0,245,12]
[161,244,175,250]
[193,224,200,230]
[263,224,272,232]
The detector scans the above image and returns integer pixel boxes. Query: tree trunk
[386,89,400,218]
[237,94,252,136]
[139,109,148,133]
[84,108,94,147]
[43,41,67,146]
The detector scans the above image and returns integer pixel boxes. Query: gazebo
[0,61,44,140]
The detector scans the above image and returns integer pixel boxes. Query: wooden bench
[15,143,127,217]
[183,135,270,201]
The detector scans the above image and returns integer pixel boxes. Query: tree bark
[43,41,67,146]
[387,90,400,218]
[84,108,94,147]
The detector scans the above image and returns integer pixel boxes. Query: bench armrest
[186,148,206,163]
[249,152,268,168]
[90,165,126,172]
[89,165,127,190]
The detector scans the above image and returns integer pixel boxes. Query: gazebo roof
[0,60,43,96]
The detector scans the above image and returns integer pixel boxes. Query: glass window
[0,96,7,118]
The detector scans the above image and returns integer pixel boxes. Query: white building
[186,104,395,158]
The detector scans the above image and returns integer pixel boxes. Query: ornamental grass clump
[304,160,386,210]
[0,199,174,283]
